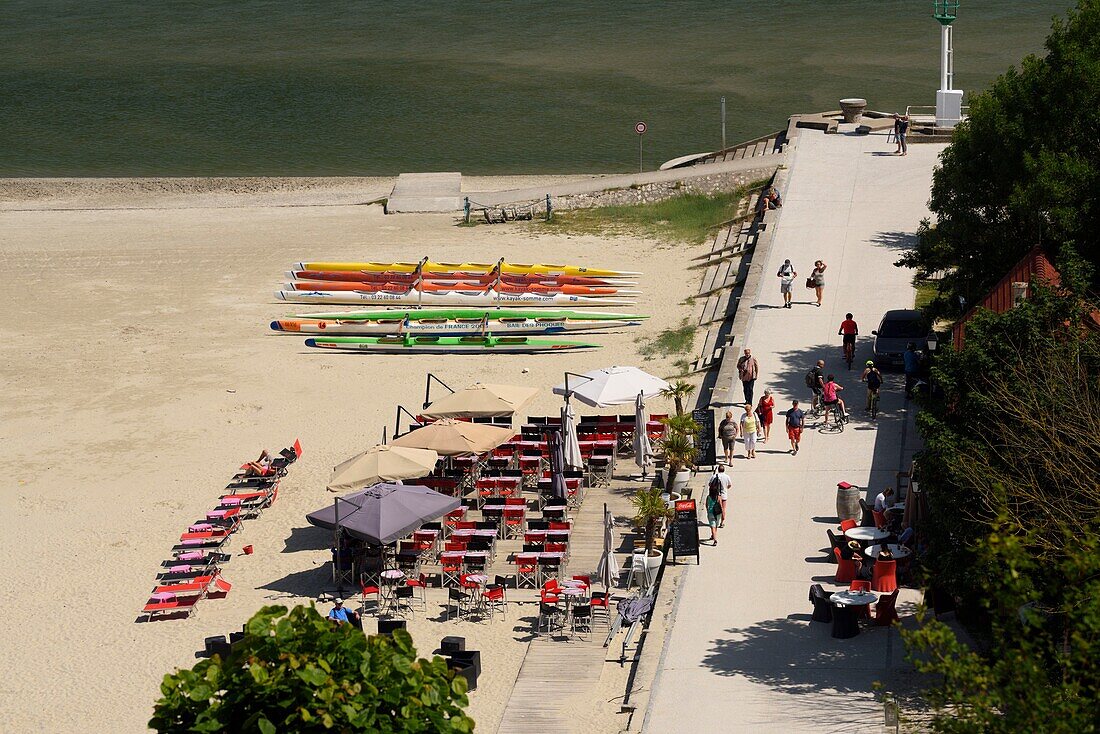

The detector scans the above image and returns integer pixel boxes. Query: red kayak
[288,270,633,287]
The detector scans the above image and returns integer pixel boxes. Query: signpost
[721,97,726,150]
[691,408,717,468]
[670,499,700,563]
[634,121,647,173]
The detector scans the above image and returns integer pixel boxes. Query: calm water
[0,1,1071,176]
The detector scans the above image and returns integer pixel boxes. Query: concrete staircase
[661,130,787,171]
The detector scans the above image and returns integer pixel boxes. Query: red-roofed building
[952,247,1061,350]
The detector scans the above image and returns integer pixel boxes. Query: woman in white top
[740,403,759,459]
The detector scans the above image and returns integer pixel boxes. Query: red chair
[405,573,428,609]
[516,554,539,588]
[839,519,858,532]
[483,585,506,620]
[540,582,560,604]
[872,510,887,530]
[871,560,897,593]
[849,579,871,593]
[833,548,856,583]
[359,581,380,613]
[873,589,900,626]
[548,521,571,531]
[444,541,467,552]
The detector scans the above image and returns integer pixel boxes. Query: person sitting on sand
[327,598,361,629]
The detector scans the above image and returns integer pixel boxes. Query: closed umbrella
[390,418,514,456]
[421,383,538,419]
[545,426,567,500]
[306,482,460,546]
[553,366,670,408]
[561,402,583,470]
[326,444,439,493]
[632,390,653,477]
[595,504,620,590]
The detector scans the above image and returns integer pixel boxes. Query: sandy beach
[0,180,701,732]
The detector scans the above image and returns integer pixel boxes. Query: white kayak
[275,289,638,308]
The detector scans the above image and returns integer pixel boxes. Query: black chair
[523,543,545,554]
[475,521,497,530]
[391,586,416,617]
[204,635,231,659]
[538,602,563,637]
[378,618,407,635]
[447,658,478,691]
[570,604,593,639]
[447,588,473,620]
[826,529,844,562]
[448,650,482,679]
[527,520,550,531]
[228,631,244,646]
[831,603,860,639]
[858,498,875,527]
[809,584,833,622]
[438,636,465,655]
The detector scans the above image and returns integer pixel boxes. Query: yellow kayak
[295,260,641,277]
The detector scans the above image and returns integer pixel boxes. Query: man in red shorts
[786,399,806,455]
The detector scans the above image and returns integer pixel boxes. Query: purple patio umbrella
[306,482,460,546]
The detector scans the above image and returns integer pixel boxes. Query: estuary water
[0,1,1072,176]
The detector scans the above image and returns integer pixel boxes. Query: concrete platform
[387,172,462,213]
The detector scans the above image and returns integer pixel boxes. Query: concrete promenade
[642,128,946,732]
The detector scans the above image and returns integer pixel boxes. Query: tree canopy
[897,0,1100,320]
[900,268,1100,731]
[150,605,474,733]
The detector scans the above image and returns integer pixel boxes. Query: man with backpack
[860,360,883,410]
[705,466,731,543]
[776,259,796,309]
[805,359,825,413]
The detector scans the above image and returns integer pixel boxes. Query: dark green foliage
[901,276,1100,730]
[150,605,474,733]
[897,1,1100,320]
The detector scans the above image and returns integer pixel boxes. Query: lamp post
[933,1,963,128]
[926,331,939,397]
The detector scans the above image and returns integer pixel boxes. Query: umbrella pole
[333,497,341,587]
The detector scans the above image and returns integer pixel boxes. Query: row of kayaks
[272,260,647,354]
[276,259,640,307]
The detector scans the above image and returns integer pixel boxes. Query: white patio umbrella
[561,402,583,470]
[552,366,670,408]
[632,390,653,477]
[595,504,620,590]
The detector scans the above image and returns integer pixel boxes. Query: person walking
[714,464,732,527]
[777,259,796,308]
[718,410,738,464]
[786,400,806,455]
[755,389,775,443]
[740,403,759,459]
[705,474,724,545]
[893,113,909,156]
[737,348,759,405]
[810,260,827,307]
[903,342,921,399]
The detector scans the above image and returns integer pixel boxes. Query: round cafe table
[465,574,489,586]
[862,543,910,560]
[884,502,905,514]
[844,526,891,543]
[829,589,877,639]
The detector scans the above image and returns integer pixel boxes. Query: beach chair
[143,594,201,620]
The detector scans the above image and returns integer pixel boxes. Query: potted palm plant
[659,414,699,496]
[631,487,675,586]
[660,379,696,417]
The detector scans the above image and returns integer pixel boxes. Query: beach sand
[0,182,702,732]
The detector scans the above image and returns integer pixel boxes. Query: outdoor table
[465,573,489,586]
[829,590,877,639]
[884,502,905,513]
[845,526,891,543]
[450,529,498,540]
[830,590,878,606]
[524,529,572,542]
[862,543,910,560]
[560,585,586,612]
[380,569,406,612]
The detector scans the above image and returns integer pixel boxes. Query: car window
[878,319,925,338]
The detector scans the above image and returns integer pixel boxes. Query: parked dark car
[871,310,928,367]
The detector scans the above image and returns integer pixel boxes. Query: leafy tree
[660,379,696,416]
[630,487,675,557]
[898,272,1100,729]
[897,0,1100,319]
[150,605,474,733]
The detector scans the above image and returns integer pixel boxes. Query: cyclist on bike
[860,360,883,411]
[822,374,849,423]
[838,313,858,367]
[806,359,826,412]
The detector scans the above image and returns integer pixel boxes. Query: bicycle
[820,401,846,432]
[868,389,880,419]
[843,341,855,370]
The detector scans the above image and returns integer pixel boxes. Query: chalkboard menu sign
[670,499,700,564]
[692,408,717,467]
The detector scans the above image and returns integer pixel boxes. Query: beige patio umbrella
[421,383,539,419]
[389,419,515,456]
[326,445,439,493]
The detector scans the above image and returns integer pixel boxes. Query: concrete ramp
[387,172,462,213]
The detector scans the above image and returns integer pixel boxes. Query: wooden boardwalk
[496,475,635,733]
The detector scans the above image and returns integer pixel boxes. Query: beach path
[641,128,945,732]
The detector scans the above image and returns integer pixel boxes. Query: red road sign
[634,121,647,135]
